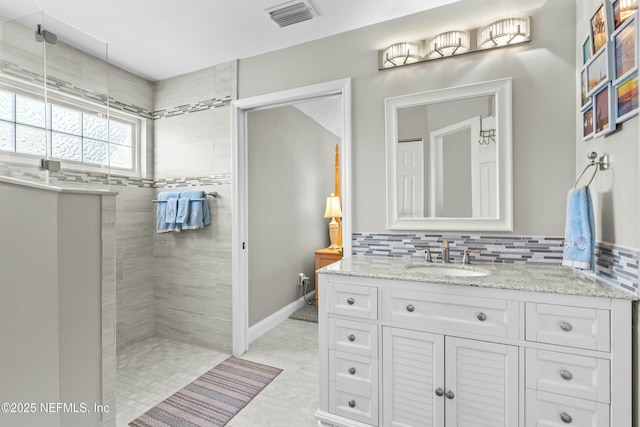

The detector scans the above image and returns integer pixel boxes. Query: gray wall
[239,0,577,237]
[152,62,236,351]
[247,106,336,325]
[576,0,639,248]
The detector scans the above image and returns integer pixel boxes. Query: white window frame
[0,76,146,178]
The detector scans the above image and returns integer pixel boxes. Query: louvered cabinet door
[382,327,445,427]
[444,337,519,427]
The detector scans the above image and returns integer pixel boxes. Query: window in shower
[0,88,141,173]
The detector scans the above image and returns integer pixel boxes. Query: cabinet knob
[348,334,356,342]
[560,412,572,424]
[406,304,415,312]
[348,367,356,375]
[435,388,444,397]
[560,370,573,381]
[347,297,355,305]
[348,400,356,408]
[477,312,487,321]
[559,321,573,332]
[445,391,455,399]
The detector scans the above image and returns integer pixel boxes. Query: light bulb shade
[383,42,424,68]
[323,193,342,218]
[477,17,531,49]
[428,31,470,57]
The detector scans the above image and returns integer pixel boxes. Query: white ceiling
[0,0,461,82]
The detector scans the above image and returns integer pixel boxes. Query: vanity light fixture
[382,42,424,68]
[428,30,470,57]
[477,17,531,49]
[323,193,342,249]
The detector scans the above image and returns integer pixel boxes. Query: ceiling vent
[265,0,317,28]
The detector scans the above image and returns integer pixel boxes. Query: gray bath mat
[289,304,318,323]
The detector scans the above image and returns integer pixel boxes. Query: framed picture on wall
[616,74,639,122]
[612,13,638,84]
[591,4,609,54]
[586,45,611,95]
[594,83,614,137]
[583,106,594,140]
[612,0,638,30]
[583,36,592,64]
[581,68,591,108]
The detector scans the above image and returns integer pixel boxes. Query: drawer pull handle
[560,321,573,332]
[435,388,444,397]
[348,334,356,342]
[477,312,487,321]
[445,391,455,400]
[347,298,355,305]
[348,367,356,375]
[406,304,415,312]
[560,412,572,424]
[560,370,573,381]
[348,400,356,408]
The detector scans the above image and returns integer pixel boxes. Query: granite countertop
[319,256,638,300]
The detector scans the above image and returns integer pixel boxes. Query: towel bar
[152,191,219,203]
[573,152,608,189]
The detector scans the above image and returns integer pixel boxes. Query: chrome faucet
[442,240,450,263]
[415,246,432,262]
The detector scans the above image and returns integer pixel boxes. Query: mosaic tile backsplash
[352,232,639,295]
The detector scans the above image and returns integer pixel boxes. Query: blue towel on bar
[562,186,595,270]
[156,191,181,233]
[180,190,212,230]
[165,197,178,223]
[176,198,191,224]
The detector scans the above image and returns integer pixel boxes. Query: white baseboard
[247,291,315,344]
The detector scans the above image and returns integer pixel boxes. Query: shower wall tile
[153,182,233,351]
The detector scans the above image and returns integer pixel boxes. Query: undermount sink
[405,263,490,277]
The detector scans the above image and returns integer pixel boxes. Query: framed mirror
[385,78,513,231]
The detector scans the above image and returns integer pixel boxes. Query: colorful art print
[581,68,590,108]
[594,84,614,136]
[583,36,591,65]
[586,47,610,95]
[613,15,637,82]
[591,4,608,54]
[616,74,639,122]
[612,0,638,30]
[583,106,594,140]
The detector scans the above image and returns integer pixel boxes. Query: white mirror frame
[385,78,513,231]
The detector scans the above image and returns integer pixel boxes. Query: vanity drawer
[329,350,378,391]
[329,381,379,426]
[526,390,609,427]
[327,282,378,320]
[381,288,519,339]
[525,303,610,351]
[525,348,610,403]
[329,318,378,357]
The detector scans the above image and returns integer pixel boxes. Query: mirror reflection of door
[396,139,424,218]
[473,116,497,218]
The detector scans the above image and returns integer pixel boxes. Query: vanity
[315,256,636,427]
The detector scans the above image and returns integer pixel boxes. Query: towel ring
[573,152,609,189]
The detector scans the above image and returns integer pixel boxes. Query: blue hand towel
[176,198,191,224]
[156,191,181,233]
[562,186,595,270]
[165,198,178,223]
[179,190,212,230]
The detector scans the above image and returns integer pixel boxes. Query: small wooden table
[314,248,343,308]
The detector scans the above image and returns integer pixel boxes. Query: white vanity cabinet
[316,265,634,427]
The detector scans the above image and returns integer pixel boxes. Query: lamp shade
[382,42,423,68]
[477,17,531,49]
[428,30,470,57]
[323,193,342,218]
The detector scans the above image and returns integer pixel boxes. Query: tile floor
[116,319,323,427]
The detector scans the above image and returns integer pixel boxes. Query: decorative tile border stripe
[595,241,639,294]
[153,174,232,188]
[352,232,565,265]
[152,97,232,120]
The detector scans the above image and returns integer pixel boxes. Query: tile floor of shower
[116,319,326,427]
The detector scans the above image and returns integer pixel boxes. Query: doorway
[231,79,352,356]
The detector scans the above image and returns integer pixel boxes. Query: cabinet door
[382,327,445,427]
[445,337,519,427]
